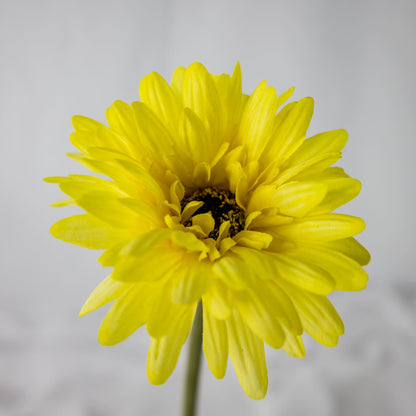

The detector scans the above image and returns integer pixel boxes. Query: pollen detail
[181,187,245,239]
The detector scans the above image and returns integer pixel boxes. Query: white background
[1,0,415,415]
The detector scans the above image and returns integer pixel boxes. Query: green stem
[183,301,203,416]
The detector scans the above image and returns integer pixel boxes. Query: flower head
[46,62,369,399]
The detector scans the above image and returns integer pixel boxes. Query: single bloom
[46,62,370,399]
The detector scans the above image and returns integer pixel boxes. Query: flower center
[181,187,245,239]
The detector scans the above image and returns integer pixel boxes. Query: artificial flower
[46,62,369,399]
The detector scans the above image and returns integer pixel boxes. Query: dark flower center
[180,187,245,239]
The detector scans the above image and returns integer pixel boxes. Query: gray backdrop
[1,0,415,415]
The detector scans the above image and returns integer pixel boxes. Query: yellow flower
[46,62,369,400]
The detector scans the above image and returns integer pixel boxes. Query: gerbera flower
[46,62,369,400]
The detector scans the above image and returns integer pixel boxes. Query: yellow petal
[210,141,230,169]
[227,310,268,400]
[182,62,223,154]
[113,158,167,205]
[289,245,369,291]
[181,200,204,223]
[121,228,172,256]
[164,213,182,230]
[98,282,154,346]
[76,192,142,229]
[179,108,210,162]
[58,179,143,229]
[229,245,274,276]
[169,180,185,212]
[275,86,295,110]
[203,308,228,379]
[202,279,232,320]
[288,129,348,167]
[72,146,133,164]
[58,175,122,198]
[72,115,102,132]
[64,160,139,199]
[216,247,271,292]
[246,185,276,214]
[257,279,303,335]
[214,62,242,142]
[318,237,371,266]
[273,181,327,217]
[275,152,341,187]
[238,80,278,161]
[266,97,314,165]
[282,328,305,358]
[233,230,273,250]
[147,305,196,385]
[139,71,181,135]
[44,176,73,183]
[191,212,215,236]
[184,225,208,241]
[282,284,344,347]
[273,100,296,127]
[312,166,349,179]
[212,144,245,185]
[131,101,173,158]
[147,287,189,338]
[51,199,74,207]
[79,275,132,316]
[236,172,249,207]
[105,100,141,155]
[193,161,211,187]
[171,260,211,304]
[50,214,127,249]
[248,211,293,229]
[244,211,262,229]
[171,65,186,97]
[277,214,366,241]
[121,199,165,229]
[215,218,229,239]
[226,161,246,194]
[234,288,286,349]
[98,241,126,267]
[70,126,131,156]
[265,252,335,295]
[310,178,361,214]
[171,230,209,253]
[112,245,183,282]
[212,253,255,290]
[70,113,133,155]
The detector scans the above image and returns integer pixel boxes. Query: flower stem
[183,301,203,416]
